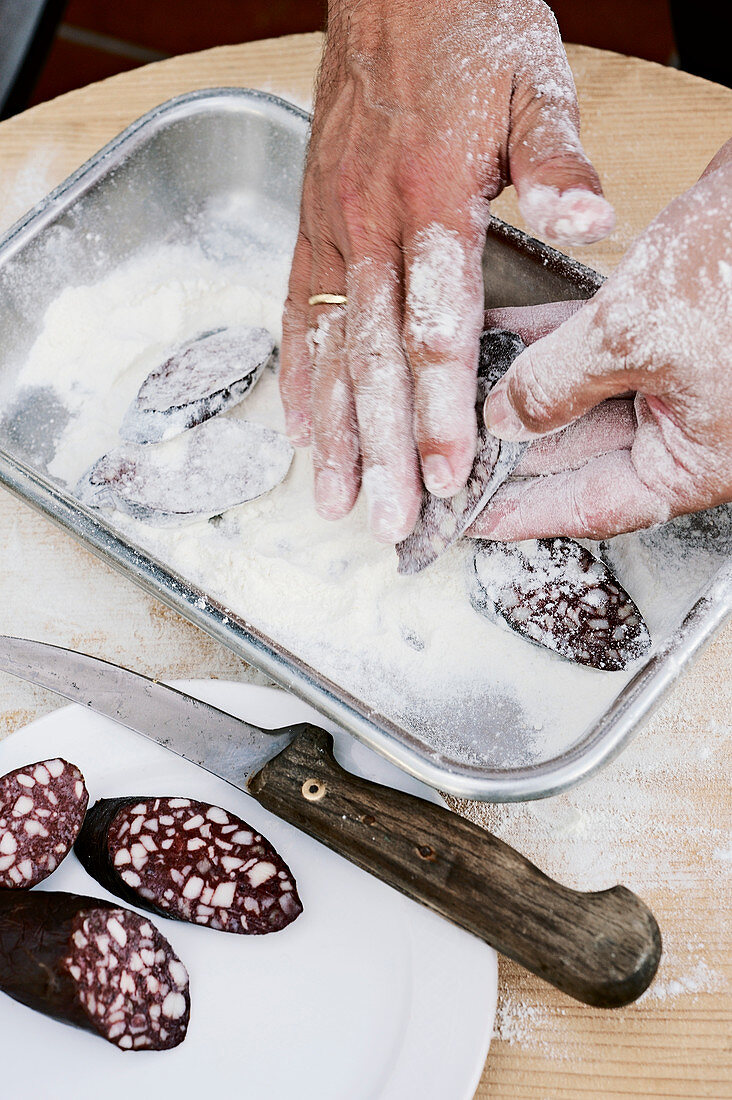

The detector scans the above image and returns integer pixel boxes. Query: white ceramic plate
[0,680,497,1100]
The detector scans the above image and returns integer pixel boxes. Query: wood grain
[250,723,661,1007]
[0,33,729,1098]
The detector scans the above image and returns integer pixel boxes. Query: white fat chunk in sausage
[0,832,17,854]
[221,856,244,872]
[182,876,204,900]
[107,917,128,948]
[205,806,229,824]
[119,971,135,995]
[168,960,188,988]
[12,796,34,816]
[247,861,277,887]
[162,992,188,1020]
[231,830,253,845]
[45,760,65,778]
[210,882,236,908]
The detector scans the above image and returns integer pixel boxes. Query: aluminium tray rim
[0,87,729,802]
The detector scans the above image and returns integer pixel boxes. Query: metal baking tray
[0,89,729,801]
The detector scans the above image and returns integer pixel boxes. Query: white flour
[8,203,729,777]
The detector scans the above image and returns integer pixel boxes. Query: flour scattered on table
[449,686,731,1053]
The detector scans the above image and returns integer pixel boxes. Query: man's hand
[470,139,732,541]
[280,0,615,542]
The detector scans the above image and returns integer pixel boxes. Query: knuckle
[567,486,601,538]
[397,150,431,207]
[404,306,478,364]
[404,328,448,362]
[397,142,474,212]
[334,155,365,218]
[507,355,557,430]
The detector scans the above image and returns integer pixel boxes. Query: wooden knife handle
[248,724,661,1007]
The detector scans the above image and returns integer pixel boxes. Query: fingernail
[315,468,349,518]
[422,454,455,497]
[484,391,533,442]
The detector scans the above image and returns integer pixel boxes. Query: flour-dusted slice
[397,329,528,574]
[0,758,88,888]
[76,417,294,526]
[471,537,651,671]
[75,796,303,935]
[0,891,190,1051]
[120,326,276,444]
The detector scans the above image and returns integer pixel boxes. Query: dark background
[32,0,677,105]
[1,0,728,118]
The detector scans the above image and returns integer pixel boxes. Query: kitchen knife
[0,635,661,1007]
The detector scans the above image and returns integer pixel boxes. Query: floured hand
[280,0,615,541]
[472,139,732,540]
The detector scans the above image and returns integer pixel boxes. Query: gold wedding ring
[308,293,348,306]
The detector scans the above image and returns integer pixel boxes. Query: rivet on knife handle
[248,725,661,1008]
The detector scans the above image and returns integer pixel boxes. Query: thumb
[484,300,632,441]
[508,27,615,248]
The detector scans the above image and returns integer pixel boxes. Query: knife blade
[0,635,661,1008]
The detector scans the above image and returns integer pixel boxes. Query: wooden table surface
[0,33,729,1099]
